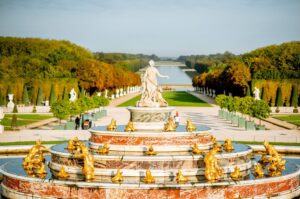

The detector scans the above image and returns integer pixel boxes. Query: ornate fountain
[1,60,300,198]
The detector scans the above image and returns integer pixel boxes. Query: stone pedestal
[127,106,174,130]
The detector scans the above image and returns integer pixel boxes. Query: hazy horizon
[1,0,299,57]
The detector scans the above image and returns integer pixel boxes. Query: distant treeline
[0,37,147,105]
[94,52,159,72]
[179,41,300,99]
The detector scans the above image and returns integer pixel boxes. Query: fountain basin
[90,126,212,146]
[1,159,299,199]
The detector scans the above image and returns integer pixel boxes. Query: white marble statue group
[136,60,169,107]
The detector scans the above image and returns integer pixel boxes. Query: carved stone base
[127,106,174,130]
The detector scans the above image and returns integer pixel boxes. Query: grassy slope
[118,91,211,107]
[272,115,300,126]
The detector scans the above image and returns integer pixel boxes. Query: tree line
[0,37,144,104]
[184,41,299,102]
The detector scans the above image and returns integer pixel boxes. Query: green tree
[246,86,251,96]
[92,96,109,107]
[49,84,56,106]
[69,102,82,118]
[0,90,4,106]
[11,114,17,130]
[22,85,30,105]
[79,87,85,98]
[36,87,43,106]
[32,106,37,113]
[13,104,18,113]
[62,86,69,101]
[290,85,298,107]
[226,96,234,112]
[215,94,227,110]
[50,100,71,122]
[233,96,241,113]
[261,87,267,102]
[239,96,254,119]
[7,85,13,94]
[251,100,271,125]
[290,85,299,113]
[275,87,283,107]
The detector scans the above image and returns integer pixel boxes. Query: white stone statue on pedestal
[97,92,101,97]
[115,89,120,98]
[104,89,108,98]
[120,88,123,97]
[0,107,4,133]
[136,60,169,107]
[69,88,77,102]
[253,87,260,100]
[7,94,14,108]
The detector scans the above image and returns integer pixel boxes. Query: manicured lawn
[272,115,300,126]
[0,114,54,130]
[118,91,211,107]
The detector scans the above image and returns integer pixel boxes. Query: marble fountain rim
[48,161,253,176]
[49,146,253,161]
[1,163,300,189]
[89,129,213,137]
[88,142,212,152]
[127,106,175,111]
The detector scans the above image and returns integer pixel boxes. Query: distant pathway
[108,92,140,107]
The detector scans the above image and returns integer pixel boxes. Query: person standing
[174,111,180,126]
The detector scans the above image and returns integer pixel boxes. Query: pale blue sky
[0,0,299,57]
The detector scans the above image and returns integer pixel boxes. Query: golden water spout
[263,141,286,177]
[57,167,69,179]
[191,143,202,155]
[36,163,47,175]
[204,147,223,181]
[186,118,196,132]
[98,143,110,155]
[176,170,188,184]
[111,169,124,183]
[254,163,264,178]
[143,169,155,184]
[213,142,223,153]
[124,121,136,132]
[223,139,234,152]
[146,145,157,156]
[164,117,176,132]
[230,166,242,180]
[74,143,95,181]
[107,118,117,131]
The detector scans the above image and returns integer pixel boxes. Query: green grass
[4,114,53,120]
[0,114,54,130]
[236,141,300,146]
[0,140,68,146]
[118,91,211,107]
[272,115,300,126]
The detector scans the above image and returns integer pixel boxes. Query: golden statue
[176,170,188,184]
[98,143,109,155]
[146,145,157,156]
[107,118,117,131]
[74,143,95,181]
[191,143,202,155]
[163,117,176,132]
[36,163,47,175]
[111,169,124,183]
[213,142,222,153]
[65,139,75,151]
[254,163,264,178]
[143,169,155,184]
[211,135,216,144]
[124,121,136,132]
[204,147,223,181]
[186,118,196,132]
[263,141,286,177]
[230,166,242,181]
[223,139,234,152]
[57,167,69,179]
[22,140,48,170]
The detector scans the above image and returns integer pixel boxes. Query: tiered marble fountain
[1,61,300,198]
